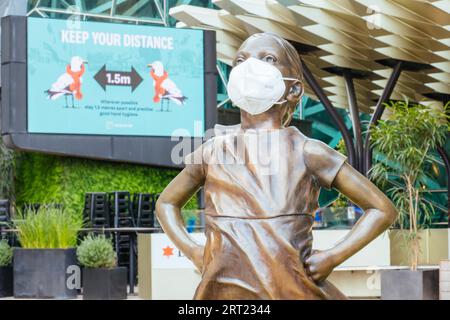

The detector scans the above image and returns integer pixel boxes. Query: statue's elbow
[384,203,398,226]
[155,198,166,221]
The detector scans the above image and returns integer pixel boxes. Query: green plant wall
[14,152,198,218]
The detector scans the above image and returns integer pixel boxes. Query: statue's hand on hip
[304,250,337,283]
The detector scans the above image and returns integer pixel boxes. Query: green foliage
[331,193,348,208]
[369,100,450,269]
[329,139,347,207]
[0,139,15,200]
[0,240,13,267]
[14,153,198,218]
[14,206,83,249]
[77,234,116,268]
[335,138,347,157]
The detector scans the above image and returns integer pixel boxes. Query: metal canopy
[169,0,450,113]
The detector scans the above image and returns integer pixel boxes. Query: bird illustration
[45,56,88,108]
[148,61,187,112]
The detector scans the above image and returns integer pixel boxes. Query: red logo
[162,245,174,258]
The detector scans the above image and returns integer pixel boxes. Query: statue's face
[233,34,296,82]
[232,34,302,124]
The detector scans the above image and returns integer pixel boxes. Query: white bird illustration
[45,56,88,108]
[148,61,187,112]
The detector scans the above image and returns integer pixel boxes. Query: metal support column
[344,71,363,173]
[301,59,356,168]
[362,60,403,175]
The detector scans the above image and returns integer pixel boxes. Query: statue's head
[228,33,304,127]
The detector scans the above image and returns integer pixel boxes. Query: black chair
[83,193,110,228]
[132,193,154,228]
[151,193,161,228]
[0,200,11,241]
[108,191,136,278]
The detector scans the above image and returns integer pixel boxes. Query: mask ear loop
[273,78,301,106]
[281,81,304,127]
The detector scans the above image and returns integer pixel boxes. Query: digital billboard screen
[1,16,216,167]
[27,17,205,137]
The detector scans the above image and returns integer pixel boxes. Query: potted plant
[0,240,13,297]
[369,100,449,300]
[13,206,82,299]
[77,234,127,300]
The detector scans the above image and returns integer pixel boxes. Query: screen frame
[1,16,217,168]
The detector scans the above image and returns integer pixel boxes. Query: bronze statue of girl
[156,33,397,300]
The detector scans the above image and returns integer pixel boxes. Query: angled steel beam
[362,60,403,175]
[74,0,84,12]
[33,7,166,24]
[329,135,343,149]
[344,70,363,173]
[301,59,356,168]
[154,0,166,25]
[124,0,149,16]
[303,103,324,117]
[111,0,117,16]
[436,145,450,220]
[88,0,125,14]
[312,122,341,138]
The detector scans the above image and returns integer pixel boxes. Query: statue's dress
[184,125,348,300]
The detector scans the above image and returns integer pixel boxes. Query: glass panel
[114,0,162,20]
[84,0,114,13]
[1,0,27,16]
[314,207,364,230]
[35,0,78,10]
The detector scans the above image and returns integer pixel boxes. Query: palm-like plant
[369,100,449,270]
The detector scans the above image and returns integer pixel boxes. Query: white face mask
[227,57,299,115]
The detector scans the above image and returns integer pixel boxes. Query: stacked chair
[83,193,110,228]
[0,200,11,242]
[132,193,160,228]
[108,191,135,271]
[83,191,166,287]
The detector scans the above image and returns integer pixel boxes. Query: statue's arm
[155,168,205,270]
[305,163,397,281]
[330,163,397,262]
[303,139,398,282]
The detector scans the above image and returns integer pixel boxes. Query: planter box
[440,260,450,300]
[0,266,13,297]
[82,267,127,300]
[14,248,78,299]
[390,229,448,266]
[381,269,439,300]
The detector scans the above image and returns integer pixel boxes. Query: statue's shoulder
[284,126,308,146]
[303,137,345,167]
[303,137,330,156]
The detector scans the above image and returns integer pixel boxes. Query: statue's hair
[240,32,303,81]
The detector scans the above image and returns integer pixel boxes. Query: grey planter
[82,267,127,300]
[381,269,439,300]
[13,248,79,299]
[0,266,13,297]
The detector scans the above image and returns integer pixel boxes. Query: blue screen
[27,17,205,137]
